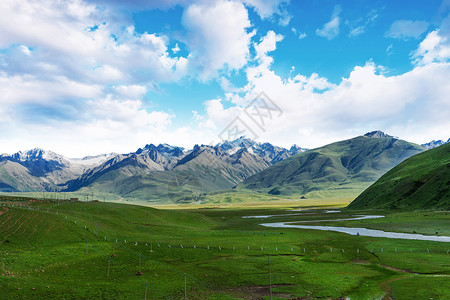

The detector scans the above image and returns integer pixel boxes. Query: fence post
[268,256,272,300]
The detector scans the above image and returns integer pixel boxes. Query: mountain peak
[12,148,62,162]
[364,131,394,138]
[421,139,450,150]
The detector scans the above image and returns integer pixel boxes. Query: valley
[1,133,449,299]
[0,196,449,299]
[3,1,449,299]
[1,132,441,206]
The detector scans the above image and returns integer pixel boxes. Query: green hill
[348,142,450,210]
[242,133,423,198]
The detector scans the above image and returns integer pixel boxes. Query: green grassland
[1,197,449,299]
[3,188,354,209]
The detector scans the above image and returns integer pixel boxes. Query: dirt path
[380,275,413,300]
[0,208,13,228]
[32,215,46,235]
[377,263,450,299]
[380,264,418,274]
[0,212,25,233]
[21,214,39,235]
[1,213,37,244]
[0,207,9,216]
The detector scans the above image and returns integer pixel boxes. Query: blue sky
[0,0,449,157]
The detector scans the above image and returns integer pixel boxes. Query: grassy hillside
[1,198,449,299]
[242,135,423,198]
[348,142,450,210]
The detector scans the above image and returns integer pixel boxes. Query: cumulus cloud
[412,30,450,65]
[316,5,341,40]
[198,27,450,149]
[254,31,284,63]
[181,0,254,80]
[0,0,190,156]
[386,20,429,40]
[0,0,188,86]
[0,85,175,157]
[196,13,450,148]
[204,62,450,148]
[0,72,102,106]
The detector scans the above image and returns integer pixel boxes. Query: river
[247,213,450,242]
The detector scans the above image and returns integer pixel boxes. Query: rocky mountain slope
[0,138,306,201]
[421,138,450,150]
[0,149,115,192]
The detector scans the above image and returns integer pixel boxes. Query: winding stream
[247,213,450,242]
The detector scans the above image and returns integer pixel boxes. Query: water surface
[256,213,450,242]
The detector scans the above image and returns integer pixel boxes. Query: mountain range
[1,132,447,204]
[0,137,307,202]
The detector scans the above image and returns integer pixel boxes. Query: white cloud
[412,29,450,65]
[198,29,450,149]
[278,11,292,26]
[0,86,176,157]
[291,27,307,39]
[181,0,254,80]
[112,85,147,99]
[386,43,394,55]
[87,98,172,127]
[19,45,32,56]
[242,0,289,19]
[0,72,102,105]
[0,0,189,87]
[254,31,284,62]
[386,20,429,40]
[349,26,365,37]
[172,43,180,53]
[0,0,194,157]
[316,5,341,40]
[192,11,450,149]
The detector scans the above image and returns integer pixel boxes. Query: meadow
[0,196,449,299]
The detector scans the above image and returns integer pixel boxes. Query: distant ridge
[242,132,424,198]
[421,138,450,150]
[0,138,306,202]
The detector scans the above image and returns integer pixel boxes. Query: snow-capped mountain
[0,149,115,192]
[0,138,306,193]
[421,138,450,150]
[66,153,118,166]
[215,136,308,164]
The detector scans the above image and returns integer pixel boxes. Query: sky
[0,0,449,157]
